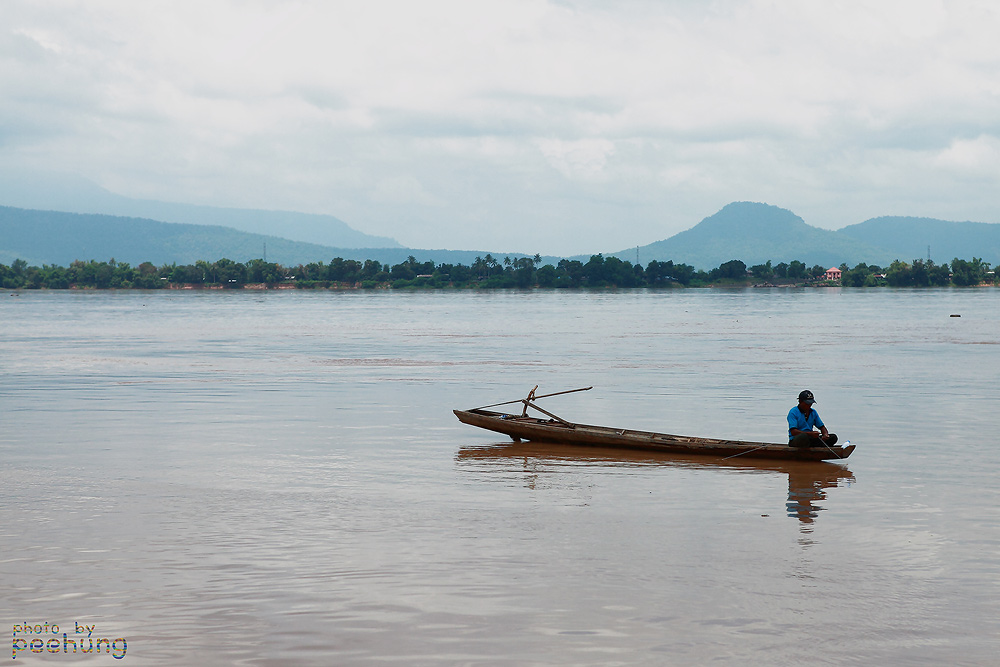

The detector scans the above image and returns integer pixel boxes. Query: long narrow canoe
[454,408,856,461]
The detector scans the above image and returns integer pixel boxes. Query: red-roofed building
[824,267,842,282]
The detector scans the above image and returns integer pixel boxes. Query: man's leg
[789,433,815,447]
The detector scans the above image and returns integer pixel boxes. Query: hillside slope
[0,206,547,268]
[838,216,1000,265]
[610,202,890,269]
[0,169,400,249]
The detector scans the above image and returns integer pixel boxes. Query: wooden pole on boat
[521,400,575,427]
[473,386,593,411]
[530,386,593,401]
[521,386,538,417]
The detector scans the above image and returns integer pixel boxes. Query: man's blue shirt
[787,406,824,441]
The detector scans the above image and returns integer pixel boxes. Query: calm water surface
[2,288,999,665]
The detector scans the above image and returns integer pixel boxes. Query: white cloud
[933,135,1000,175]
[371,175,444,207]
[537,138,615,180]
[2,0,1000,254]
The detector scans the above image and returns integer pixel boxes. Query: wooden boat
[454,386,856,462]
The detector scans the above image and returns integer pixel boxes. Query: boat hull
[454,408,855,461]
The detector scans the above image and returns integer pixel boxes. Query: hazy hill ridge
[0,206,347,267]
[838,216,1000,266]
[3,197,999,271]
[612,202,1000,269]
[0,206,544,268]
[0,170,400,250]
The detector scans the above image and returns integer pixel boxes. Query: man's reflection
[786,464,855,531]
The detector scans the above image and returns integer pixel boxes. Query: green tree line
[1,255,995,290]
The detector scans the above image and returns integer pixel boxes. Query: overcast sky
[3,1,999,255]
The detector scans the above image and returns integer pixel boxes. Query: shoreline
[8,281,994,293]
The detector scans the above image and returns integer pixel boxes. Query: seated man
[787,390,838,447]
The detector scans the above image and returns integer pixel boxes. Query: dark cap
[798,390,816,404]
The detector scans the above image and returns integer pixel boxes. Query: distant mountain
[838,216,1000,265]
[0,206,344,267]
[8,182,999,273]
[610,202,891,269]
[0,169,401,249]
[0,206,548,268]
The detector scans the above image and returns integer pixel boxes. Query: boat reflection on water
[456,442,854,530]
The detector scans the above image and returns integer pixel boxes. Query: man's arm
[789,410,825,439]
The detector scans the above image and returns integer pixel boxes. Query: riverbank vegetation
[1,255,996,290]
